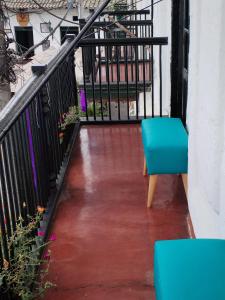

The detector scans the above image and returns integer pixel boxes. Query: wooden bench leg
[147,175,158,208]
[143,157,147,176]
[181,173,188,197]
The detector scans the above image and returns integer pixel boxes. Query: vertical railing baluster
[28,103,45,207]
[12,124,30,219]
[151,45,154,117]
[0,141,15,233]
[54,65,65,158]
[0,142,15,262]
[37,92,51,202]
[135,13,137,37]
[27,106,42,206]
[125,45,129,120]
[159,45,162,117]
[98,45,104,120]
[0,229,6,265]
[8,131,22,217]
[51,72,63,164]
[143,45,146,119]
[112,31,115,83]
[131,45,134,82]
[81,47,89,121]
[106,46,112,120]
[42,86,57,187]
[135,45,139,120]
[12,123,30,220]
[15,119,31,219]
[56,67,64,122]
[48,78,62,173]
[0,203,9,260]
[91,46,96,120]
[4,136,20,224]
[73,56,78,107]
[144,13,147,38]
[116,46,121,120]
[22,109,39,212]
[151,0,154,117]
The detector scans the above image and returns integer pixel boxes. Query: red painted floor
[44,124,189,300]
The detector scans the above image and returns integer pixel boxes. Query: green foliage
[0,214,55,300]
[107,0,127,11]
[59,106,80,130]
[79,102,108,118]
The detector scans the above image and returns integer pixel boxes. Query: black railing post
[159,45,162,117]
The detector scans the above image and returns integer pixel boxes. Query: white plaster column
[187,0,225,238]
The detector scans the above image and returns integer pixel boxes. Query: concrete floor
[43,124,189,300]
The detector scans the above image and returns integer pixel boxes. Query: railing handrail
[91,20,153,27]
[0,39,70,139]
[0,0,112,140]
[78,37,168,46]
[100,9,150,16]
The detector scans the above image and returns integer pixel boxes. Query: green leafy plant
[79,102,108,118]
[59,105,80,131]
[0,213,55,300]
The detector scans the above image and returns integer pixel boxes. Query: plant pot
[64,123,75,146]
[59,123,76,153]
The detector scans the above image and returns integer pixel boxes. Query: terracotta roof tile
[4,0,102,10]
[4,0,71,9]
[83,0,101,9]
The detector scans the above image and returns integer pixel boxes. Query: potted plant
[58,105,80,147]
[0,213,55,300]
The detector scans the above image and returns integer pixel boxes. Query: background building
[3,0,99,56]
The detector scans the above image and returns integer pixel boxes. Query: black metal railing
[79,37,168,122]
[98,9,151,26]
[0,46,78,300]
[77,5,168,123]
[0,43,77,260]
[93,19,152,39]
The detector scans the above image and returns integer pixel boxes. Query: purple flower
[49,233,56,241]
[43,251,51,261]
[80,89,86,112]
[38,231,45,237]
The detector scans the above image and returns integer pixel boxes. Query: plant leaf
[0,274,5,286]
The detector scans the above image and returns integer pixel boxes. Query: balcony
[0,3,188,300]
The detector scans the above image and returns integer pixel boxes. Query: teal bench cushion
[154,239,225,300]
[141,118,188,174]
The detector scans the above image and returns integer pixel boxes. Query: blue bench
[154,239,225,300]
[141,118,188,207]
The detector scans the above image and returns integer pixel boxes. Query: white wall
[137,0,171,116]
[187,0,225,238]
[5,8,90,55]
[152,0,171,116]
